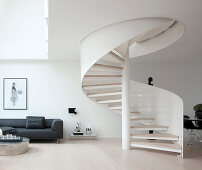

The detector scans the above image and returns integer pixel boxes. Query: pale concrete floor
[1,139,202,170]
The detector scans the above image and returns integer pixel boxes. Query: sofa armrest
[51,119,63,138]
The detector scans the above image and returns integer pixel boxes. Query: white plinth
[70,134,97,140]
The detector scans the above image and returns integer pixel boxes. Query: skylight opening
[0,0,48,59]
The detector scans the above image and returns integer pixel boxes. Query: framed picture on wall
[3,78,27,110]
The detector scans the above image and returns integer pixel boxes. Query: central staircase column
[122,48,130,150]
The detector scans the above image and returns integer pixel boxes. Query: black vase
[195,111,202,119]
[195,111,202,127]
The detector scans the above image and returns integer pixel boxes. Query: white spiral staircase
[80,18,184,157]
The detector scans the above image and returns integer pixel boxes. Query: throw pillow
[0,126,16,135]
[26,116,45,129]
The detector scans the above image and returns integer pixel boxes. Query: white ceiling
[49,0,202,63]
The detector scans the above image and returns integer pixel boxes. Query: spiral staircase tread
[131,141,181,153]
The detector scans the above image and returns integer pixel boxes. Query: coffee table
[0,137,29,156]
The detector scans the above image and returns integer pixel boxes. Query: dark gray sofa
[0,119,63,141]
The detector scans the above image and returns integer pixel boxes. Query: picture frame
[3,78,27,110]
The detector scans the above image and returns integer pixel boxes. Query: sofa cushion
[26,116,45,129]
[45,119,54,128]
[0,126,16,135]
[0,119,26,128]
[16,128,57,139]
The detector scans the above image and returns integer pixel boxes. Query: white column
[122,49,130,150]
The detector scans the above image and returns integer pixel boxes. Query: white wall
[0,61,121,138]
[130,61,202,119]
[0,0,47,59]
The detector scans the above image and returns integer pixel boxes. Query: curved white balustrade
[80,17,184,157]
[130,81,183,152]
[81,18,176,80]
